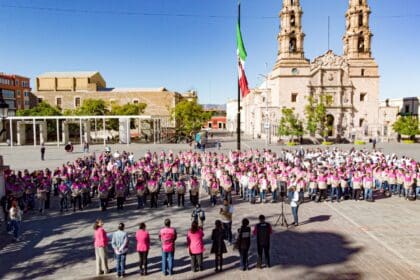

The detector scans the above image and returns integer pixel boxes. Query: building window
[15,80,19,86]
[38,98,43,103]
[74,97,81,108]
[358,36,364,52]
[291,93,298,103]
[56,97,62,109]
[1,89,15,99]
[218,122,223,129]
[359,118,364,128]
[358,12,363,27]
[133,99,139,104]
[360,93,366,102]
[405,105,410,113]
[361,69,365,76]
[383,125,388,136]
[208,122,212,128]
[24,91,30,97]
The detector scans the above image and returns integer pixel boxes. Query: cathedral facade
[242,0,381,142]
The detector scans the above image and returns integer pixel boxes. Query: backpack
[199,210,206,221]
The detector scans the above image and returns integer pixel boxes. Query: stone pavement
[0,139,420,280]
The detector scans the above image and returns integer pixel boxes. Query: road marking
[327,203,420,271]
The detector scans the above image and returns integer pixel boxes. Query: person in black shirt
[40,143,46,161]
[211,220,227,272]
[253,214,272,268]
[236,218,251,271]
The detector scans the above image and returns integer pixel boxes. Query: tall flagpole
[237,1,241,151]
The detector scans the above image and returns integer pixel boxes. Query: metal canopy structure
[6,115,172,148]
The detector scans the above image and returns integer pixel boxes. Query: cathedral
[242,0,381,142]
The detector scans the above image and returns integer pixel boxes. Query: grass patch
[402,140,415,144]
[354,140,366,145]
[287,142,297,146]
[322,141,333,146]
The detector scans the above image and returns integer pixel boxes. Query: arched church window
[291,0,295,6]
[290,12,296,27]
[359,0,363,5]
[289,38,297,53]
[358,37,365,52]
[358,12,363,27]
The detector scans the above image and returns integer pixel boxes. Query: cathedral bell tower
[274,0,309,70]
[343,0,373,59]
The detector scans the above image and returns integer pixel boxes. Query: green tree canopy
[171,100,211,137]
[16,101,62,116]
[392,114,419,139]
[74,99,108,116]
[304,94,333,140]
[278,107,304,142]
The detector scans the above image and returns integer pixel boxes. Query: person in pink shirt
[187,221,205,272]
[93,219,109,276]
[136,222,150,275]
[159,219,177,276]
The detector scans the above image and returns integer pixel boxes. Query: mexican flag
[237,20,250,97]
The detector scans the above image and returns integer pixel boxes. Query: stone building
[34,71,196,125]
[241,0,385,142]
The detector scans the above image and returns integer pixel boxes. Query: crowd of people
[0,146,419,275]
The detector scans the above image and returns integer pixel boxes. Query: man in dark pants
[40,143,46,161]
[253,214,272,268]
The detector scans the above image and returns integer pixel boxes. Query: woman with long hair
[210,220,227,272]
[187,221,205,272]
[93,219,109,275]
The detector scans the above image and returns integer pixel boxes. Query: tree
[278,107,304,142]
[16,101,62,116]
[74,99,108,116]
[171,100,211,138]
[108,103,147,130]
[304,94,333,140]
[392,114,419,140]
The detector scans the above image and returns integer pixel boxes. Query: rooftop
[37,71,100,78]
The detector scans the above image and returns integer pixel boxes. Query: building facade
[241,0,384,142]
[0,73,33,114]
[34,71,196,126]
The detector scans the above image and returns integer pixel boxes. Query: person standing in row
[236,218,251,271]
[136,222,150,276]
[9,200,22,242]
[253,215,272,269]
[290,186,300,226]
[187,221,205,272]
[159,219,177,276]
[112,223,129,278]
[211,220,227,272]
[219,199,233,245]
[93,219,109,276]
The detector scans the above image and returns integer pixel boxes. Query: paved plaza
[1,139,420,280]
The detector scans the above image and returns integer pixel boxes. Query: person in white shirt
[240,172,249,201]
[290,187,300,226]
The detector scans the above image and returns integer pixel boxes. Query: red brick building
[0,73,33,115]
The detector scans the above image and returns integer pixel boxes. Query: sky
[0,0,419,104]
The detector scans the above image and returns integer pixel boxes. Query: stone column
[16,121,26,145]
[83,120,91,143]
[0,156,9,201]
[39,121,47,144]
[62,121,69,144]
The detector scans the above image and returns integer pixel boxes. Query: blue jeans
[210,195,217,206]
[272,190,278,202]
[137,195,144,208]
[259,190,266,202]
[291,206,299,224]
[115,253,126,276]
[162,251,174,275]
[249,189,256,202]
[11,220,20,239]
[242,185,249,201]
[330,187,339,202]
[364,188,373,200]
[416,187,420,196]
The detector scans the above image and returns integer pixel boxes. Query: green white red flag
[237,14,250,97]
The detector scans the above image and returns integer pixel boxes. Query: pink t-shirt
[187,229,205,254]
[94,227,109,248]
[136,229,150,252]
[160,227,177,252]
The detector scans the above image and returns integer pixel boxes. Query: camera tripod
[275,196,289,227]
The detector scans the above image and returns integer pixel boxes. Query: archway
[326,114,334,137]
